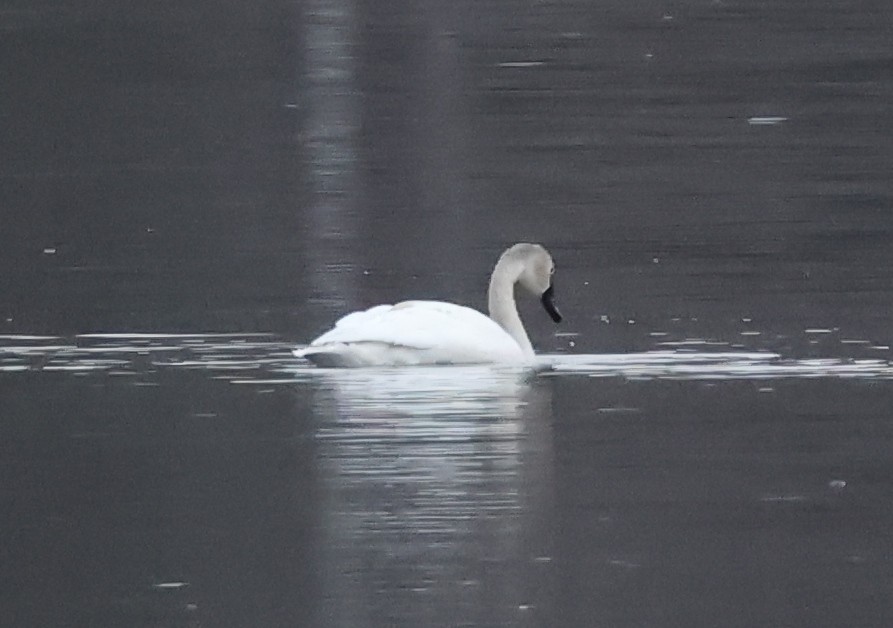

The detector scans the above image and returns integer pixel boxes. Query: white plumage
[294,243,562,368]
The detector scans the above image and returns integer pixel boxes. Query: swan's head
[505,243,563,323]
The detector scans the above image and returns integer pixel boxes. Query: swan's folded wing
[309,300,516,355]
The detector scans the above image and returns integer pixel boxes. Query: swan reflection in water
[302,366,556,625]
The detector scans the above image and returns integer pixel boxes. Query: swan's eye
[549,266,555,275]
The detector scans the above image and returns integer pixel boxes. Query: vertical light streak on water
[306,369,556,626]
[302,0,361,309]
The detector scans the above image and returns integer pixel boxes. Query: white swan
[294,243,562,368]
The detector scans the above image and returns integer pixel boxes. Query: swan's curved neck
[487,257,534,357]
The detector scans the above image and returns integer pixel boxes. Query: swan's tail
[295,344,382,368]
[294,346,346,368]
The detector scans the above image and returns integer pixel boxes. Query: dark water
[2,1,893,626]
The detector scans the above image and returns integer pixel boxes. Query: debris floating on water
[152,581,189,590]
[748,116,787,125]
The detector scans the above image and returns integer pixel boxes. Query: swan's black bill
[541,285,562,323]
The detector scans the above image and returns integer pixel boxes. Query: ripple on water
[0,333,891,380]
[545,351,893,380]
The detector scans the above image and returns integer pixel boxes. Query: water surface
[3,336,893,626]
[2,0,893,626]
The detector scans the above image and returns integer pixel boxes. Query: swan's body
[296,301,528,367]
[294,243,562,367]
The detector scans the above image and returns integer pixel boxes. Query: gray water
[2,1,893,626]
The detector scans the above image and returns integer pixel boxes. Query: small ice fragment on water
[600,315,610,324]
[43,248,56,254]
[627,319,636,325]
[583,281,589,286]
[534,556,552,563]
[649,331,667,337]
[742,317,752,323]
[498,61,545,68]
[185,603,198,612]
[804,328,833,334]
[740,331,761,336]
[518,604,532,611]
[362,269,370,275]
[829,479,847,490]
[748,116,787,125]
[569,341,575,347]
[652,257,659,263]
[758,387,774,393]
[283,103,299,109]
[153,581,189,590]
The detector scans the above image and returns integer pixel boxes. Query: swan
[294,243,562,367]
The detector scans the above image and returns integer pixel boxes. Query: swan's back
[295,300,528,367]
